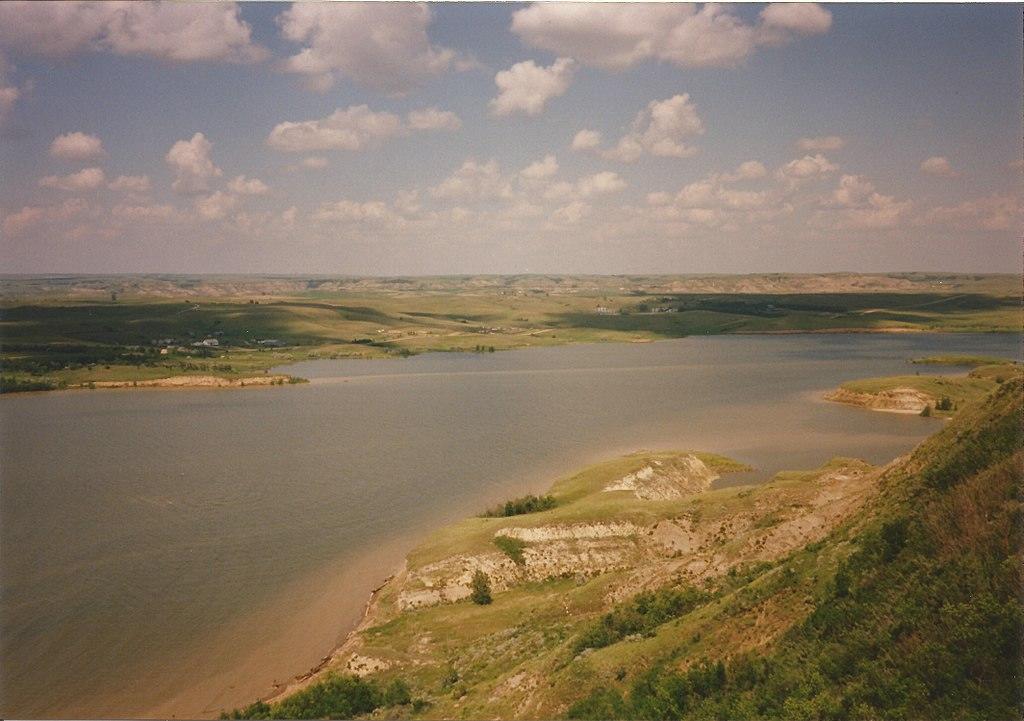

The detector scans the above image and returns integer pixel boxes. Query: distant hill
[1,272,1019,302]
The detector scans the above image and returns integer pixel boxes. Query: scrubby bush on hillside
[481,494,556,517]
[221,672,415,720]
[493,535,527,565]
[471,570,492,605]
[573,586,709,653]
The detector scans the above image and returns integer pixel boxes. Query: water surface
[0,333,1016,717]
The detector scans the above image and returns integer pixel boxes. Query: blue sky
[0,2,1019,275]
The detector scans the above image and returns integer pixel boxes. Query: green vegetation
[838,371,1006,416]
[0,375,65,393]
[573,586,710,653]
[482,494,557,517]
[493,535,527,565]
[221,674,413,720]
[470,570,493,605]
[1,273,1017,392]
[566,379,1022,720]
[911,354,1015,366]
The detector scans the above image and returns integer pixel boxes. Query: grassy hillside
[827,361,1018,416]
[224,376,1020,721]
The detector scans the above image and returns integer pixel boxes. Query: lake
[0,333,1017,717]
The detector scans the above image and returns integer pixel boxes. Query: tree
[470,570,492,605]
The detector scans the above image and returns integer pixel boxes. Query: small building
[595,306,613,315]
[192,338,219,347]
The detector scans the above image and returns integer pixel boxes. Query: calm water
[0,333,1017,718]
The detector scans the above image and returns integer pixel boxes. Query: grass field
[1,274,1019,392]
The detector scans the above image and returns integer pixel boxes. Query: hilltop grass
[405,451,750,569]
[910,354,1017,366]
[1,283,1018,392]
[834,360,1020,416]
[567,379,1023,721]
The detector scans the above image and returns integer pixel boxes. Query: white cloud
[511,3,831,71]
[599,94,704,162]
[922,193,1019,231]
[777,153,838,180]
[267,105,402,153]
[831,174,876,207]
[227,175,269,195]
[108,174,151,193]
[520,155,559,181]
[825,174,910,229]
[277,2,455,94]
[313,199,396,223]
[541,171,627,202]
[195,190,239,221]
[50,131,104,160]
[720,160,767,182]
[2,205,43,236]
[489,58,575,117]
[111,203,174,222]
[267,105,457,152]
[920,156,958,177]
[430,159,512,201]
[0,2,265,63]
[0,54,21,127]
[759,4,833,38]
[406,107,462,132]
[301,156,328,169]
[571,129,602,152]
[552,201,590,225]
[0,82,18,127]
[797,135,845,152]
[39,166,105,191]
[575,171,627,198]
[165,132,222,195]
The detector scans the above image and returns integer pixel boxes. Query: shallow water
[0,333,1017,717]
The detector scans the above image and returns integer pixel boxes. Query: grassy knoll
[829,360,1019,416]
[910,354,1017,366]
[227,377,1021,721]
[1,274,1018,392]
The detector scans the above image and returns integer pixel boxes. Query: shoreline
[4,327,1015,397]
[261,567,405,708]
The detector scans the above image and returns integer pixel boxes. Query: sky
[0,1,1020,276]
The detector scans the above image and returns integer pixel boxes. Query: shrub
[573,586,709,653]
[493,535,527,565]
[481,494,557,517]
[471,570,492,605]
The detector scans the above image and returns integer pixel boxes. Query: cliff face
[242,377,1021,721]
[824,386,933,413]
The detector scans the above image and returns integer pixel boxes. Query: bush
[493,535,527,565]
[221,673,411,719]
[471,570,492,605]
[481,494,557,517]
[573,586,709,653]
[381,678,411,706]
